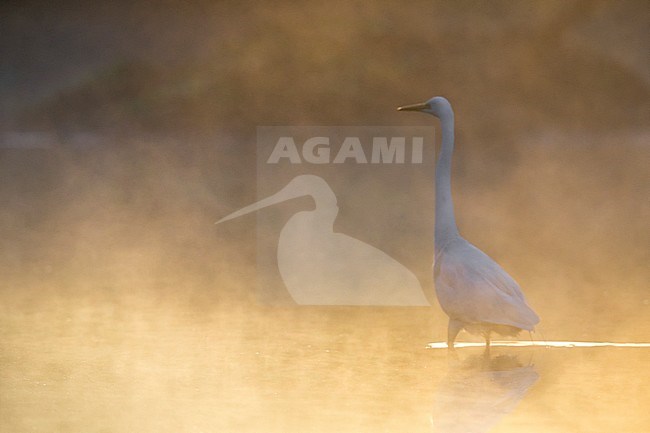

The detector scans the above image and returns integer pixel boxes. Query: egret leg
[447,319,463,350]
[484,330,492,358]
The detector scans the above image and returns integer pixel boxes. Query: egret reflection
[431,354,539,433]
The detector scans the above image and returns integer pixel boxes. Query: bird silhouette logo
[217,174,430,306]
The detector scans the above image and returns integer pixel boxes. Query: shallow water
[1,299,649,433]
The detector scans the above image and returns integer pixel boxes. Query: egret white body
[398,96,539,348]
[217,175,429,306]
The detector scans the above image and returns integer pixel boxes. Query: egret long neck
[435,111,459,252]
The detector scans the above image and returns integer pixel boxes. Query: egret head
[397,96,453,119]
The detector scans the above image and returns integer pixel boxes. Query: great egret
[398,96,539,349]
[217,174,429,306]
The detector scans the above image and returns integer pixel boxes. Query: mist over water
[2,1,649,432]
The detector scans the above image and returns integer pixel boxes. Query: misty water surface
[2,2,649,432]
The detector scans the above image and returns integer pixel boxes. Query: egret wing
[434,239,539,330]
